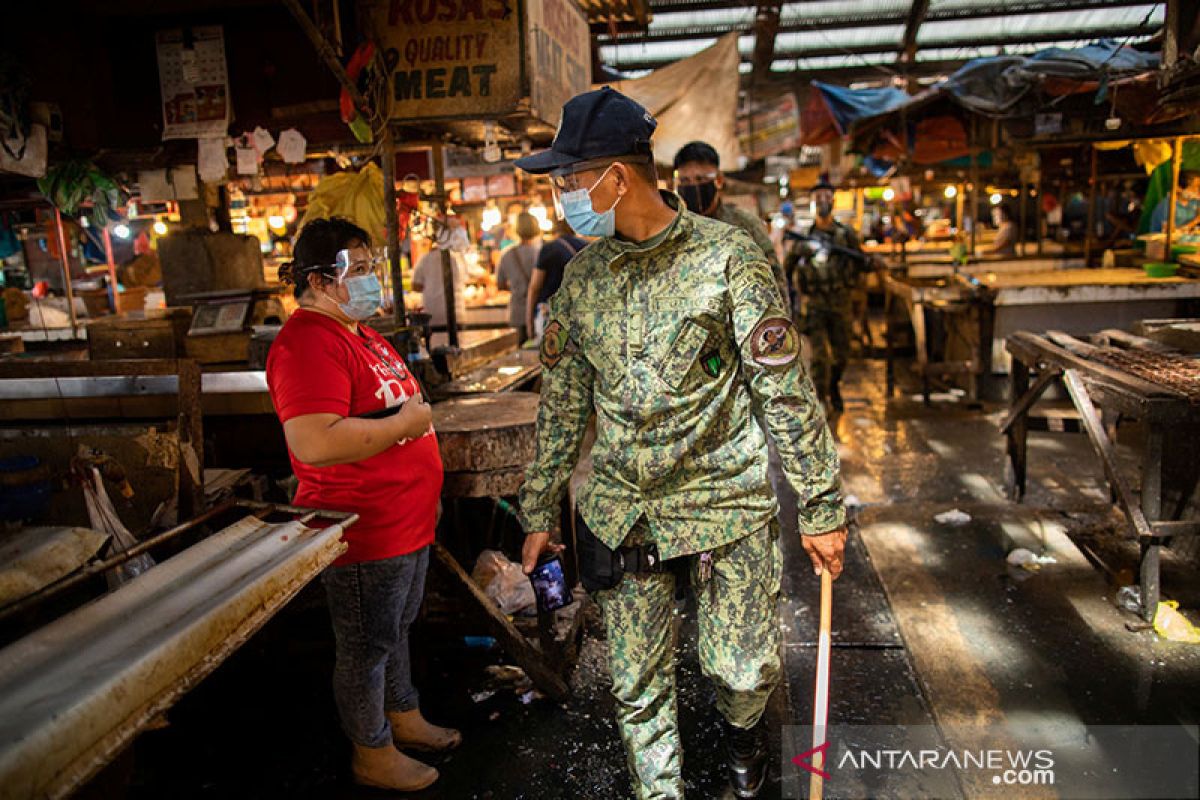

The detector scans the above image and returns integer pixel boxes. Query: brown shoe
[351,742,438,791]
[387,708,463,752]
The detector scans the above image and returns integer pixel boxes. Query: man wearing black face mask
[673,142,789,304]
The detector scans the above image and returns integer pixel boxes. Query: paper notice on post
[252,126,275,155]
[277,128,306,164]
[198,138,228,182]
[235,146,258,175]
[171,165,199,199]
[138,169,172,202]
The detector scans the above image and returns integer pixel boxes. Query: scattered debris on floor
[1154,601,1200,643]
[933,508,972,525]
[1006,547,1057,570]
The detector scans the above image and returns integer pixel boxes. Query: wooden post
[281,0,371,118]
[1017,178,1027,257]
[1035,164,1044,256]
[432,142,460,348]
[1164,0,1181,68]
[381,125,406,325]
[1165,136,1183,248]
[969,118,978,255]
[52,208,79,336]
[101,227,119,313]
[1085,146,1098,266]
[954,183,964,236]
[176,358,205,521]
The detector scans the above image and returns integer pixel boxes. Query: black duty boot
[829,366,845,412]
[725,719,768,798]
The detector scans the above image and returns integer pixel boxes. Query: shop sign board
[525,0,589,127]
[737,93,801,162]
[156,26,231,141]
[373,0,523,121]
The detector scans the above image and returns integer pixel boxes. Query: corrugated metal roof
[603,0,1165,78]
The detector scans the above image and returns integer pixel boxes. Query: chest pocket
[575,311,625,382]
[654,296,731,393]
[660,319,710,391]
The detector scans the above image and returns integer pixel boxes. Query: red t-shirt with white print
[266,309,443,566]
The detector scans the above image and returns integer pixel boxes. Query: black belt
[618,542,664,574]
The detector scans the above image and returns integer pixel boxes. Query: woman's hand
[284,396,433,468]
[393,393,432,440]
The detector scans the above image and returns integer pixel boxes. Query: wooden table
[1002,330,1200,621]
[886,268,1200,401]
[433,348,541,399]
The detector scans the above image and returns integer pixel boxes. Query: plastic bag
[297,163,386,243]
[81,467,155,589]
[471,549,535,616]
[1153,601,1200,644]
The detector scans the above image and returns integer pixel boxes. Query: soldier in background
[672,141,790,306]
[515,87,847,800]
[787,178,873,412]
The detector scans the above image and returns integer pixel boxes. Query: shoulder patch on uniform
[750,316,800,368]
[540,320,572,369]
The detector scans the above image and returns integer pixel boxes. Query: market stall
[886,267,1200,401]
[1003,329,1200,622]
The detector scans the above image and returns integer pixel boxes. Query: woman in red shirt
[267,218,459,792]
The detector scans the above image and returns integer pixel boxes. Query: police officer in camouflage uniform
[672,141,790,306]
[786,179,872,412]
[515,88,848,800]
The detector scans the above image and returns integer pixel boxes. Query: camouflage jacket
[518,193,845,558]
[786,220,868,309]
[715,202,790,304]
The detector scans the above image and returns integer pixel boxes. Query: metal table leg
[1004,358,1030,502]
[1139,427,1165,622]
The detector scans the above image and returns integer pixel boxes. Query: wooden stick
[809,569,833,800]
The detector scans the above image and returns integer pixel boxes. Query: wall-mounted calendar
[156,26,231,141]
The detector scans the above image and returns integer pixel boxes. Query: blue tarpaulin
[940,40,1160,116]
[812,81,910,136]
[1029,39,1159,72]
[805,40,1161,142]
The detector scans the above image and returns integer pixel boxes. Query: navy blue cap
[514,87,657,175]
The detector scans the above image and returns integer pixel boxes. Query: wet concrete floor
[115,358,1200,799]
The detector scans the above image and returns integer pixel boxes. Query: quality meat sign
[374,0,523,120]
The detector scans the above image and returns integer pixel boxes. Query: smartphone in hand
[359,402,405,420]
[529,555,572,613]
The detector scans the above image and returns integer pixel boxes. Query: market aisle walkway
[124,359,1200,799]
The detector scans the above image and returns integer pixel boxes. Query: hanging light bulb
[989,193,1003,206]
[153,219,168,236]
[944,185,958,199]
[882,188,896,202]
[112,223,132,240]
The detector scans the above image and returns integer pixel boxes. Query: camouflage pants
[803,304,852,400]
[595,522,782,800]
